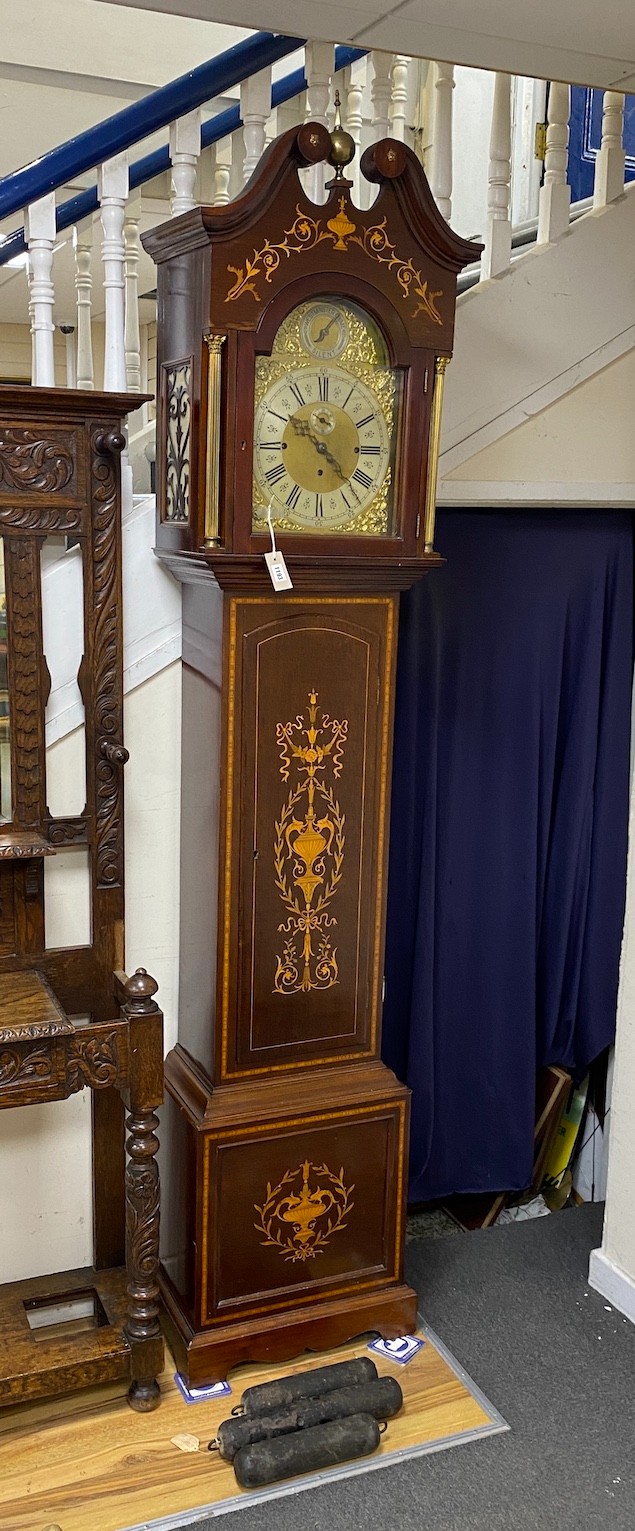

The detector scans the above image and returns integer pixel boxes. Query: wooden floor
[0,1324,503,1531]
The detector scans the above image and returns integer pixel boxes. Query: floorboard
[0,1320,503,1531]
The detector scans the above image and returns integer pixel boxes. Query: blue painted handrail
[0,44,366,267]
[0,31,299,224]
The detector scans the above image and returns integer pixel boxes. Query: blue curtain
[382,510,633,1202]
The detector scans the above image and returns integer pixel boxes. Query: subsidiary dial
[300,303,350,361]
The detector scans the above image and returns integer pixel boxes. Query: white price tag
[264,550,293,591]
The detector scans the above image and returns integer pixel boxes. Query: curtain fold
[382,511,633,1202]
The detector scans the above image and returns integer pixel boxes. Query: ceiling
[91,0,635,91]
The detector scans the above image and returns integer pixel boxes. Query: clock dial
[252,297,402,536]
[300,302,349,361]
[254,366,390,529]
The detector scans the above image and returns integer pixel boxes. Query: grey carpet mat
[164,1204,635,1531]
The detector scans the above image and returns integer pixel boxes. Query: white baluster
[241,67,272,183]
[390,55,410,142]
[60,324,76,388]
[74,224,95,390]
[264,107,279,151]
[371,51,392,141]
[26,192,56,387]
[304,41,334,203]
[213,138,233,206]
[481,73,512,280]
[169,109,201,216]
[98,152,128,392]
[593,91,626,208]
[537,83,571,243]
[124,203,142,392]
[429,62,455,222]
[344,57,366,204]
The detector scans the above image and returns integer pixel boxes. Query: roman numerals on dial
[265,462,286,485]
[253,360,393,532]
[352,467,373,490]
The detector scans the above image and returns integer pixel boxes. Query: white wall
[444,347,635,498]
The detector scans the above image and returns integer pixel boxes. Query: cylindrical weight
[239,1357,377,1417]
[233,1413,381,1488]
[214,1376,403,1461]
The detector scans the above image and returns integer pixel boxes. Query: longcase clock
[143,118,480,1385]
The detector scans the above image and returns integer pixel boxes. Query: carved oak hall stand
[144,121,480,1386]
[0,389,164,1412]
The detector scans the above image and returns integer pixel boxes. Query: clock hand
[315,316,337,344]
[288,415,346,481]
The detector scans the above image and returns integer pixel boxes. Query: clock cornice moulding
[142,124,482,279]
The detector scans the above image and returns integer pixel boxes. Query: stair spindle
[370,51,392,142]
[169,110,202,216]
[74,225,95,390]
[212,139,232,206]
[537,82,571,243]
[343,57,366,204]
[98,153,129,392]
[304,42,334,204]
[481,73,513,280]
[593,91,626,208]
[429,62,455,222]
[26,192,56,387]
[389,55,410,142]
[241,68,272,184]
[124,204,142,392]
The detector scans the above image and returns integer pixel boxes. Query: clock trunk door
[217,596,397,1080]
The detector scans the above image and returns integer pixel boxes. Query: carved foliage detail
[66,1032,120,1093]
[7,540,43,825]
[0,504,82,533]
[125,1110,161,1344]
[0,430,75,493]
[46,817,87,846]
[0,1045,53,1087]
[91,429,123,888]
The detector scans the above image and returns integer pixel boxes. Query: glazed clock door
[251,297,404,539]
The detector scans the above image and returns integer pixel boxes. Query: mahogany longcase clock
[143,119,479,1385]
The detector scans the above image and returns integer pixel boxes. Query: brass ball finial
[328,91,355,180]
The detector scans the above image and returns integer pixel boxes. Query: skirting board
[588,1247,635,1325]
[437,481,635,507]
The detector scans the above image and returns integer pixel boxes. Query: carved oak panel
[0,428,84,517]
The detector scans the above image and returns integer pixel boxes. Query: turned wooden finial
[124,967,159,1012]
[95,428,126,455]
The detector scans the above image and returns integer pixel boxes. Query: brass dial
[252,296,401,536]
[254,366,390,529]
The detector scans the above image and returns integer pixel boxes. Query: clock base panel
[160,1271,418,1389]
[159,1052,417,1386]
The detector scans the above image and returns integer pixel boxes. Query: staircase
[1,30,632,739]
